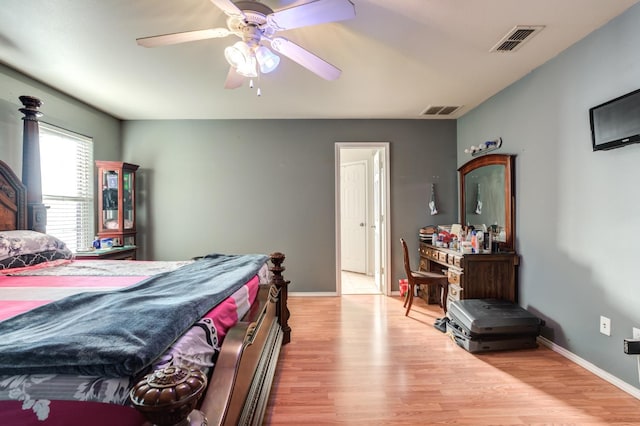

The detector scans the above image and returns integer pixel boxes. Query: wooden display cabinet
[96,161,139,248]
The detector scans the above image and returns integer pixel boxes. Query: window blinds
[39,123,94,252]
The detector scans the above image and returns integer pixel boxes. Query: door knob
[359,222,365,227]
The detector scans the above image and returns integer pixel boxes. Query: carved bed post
[269,252,291,344]
[19,96,47,233]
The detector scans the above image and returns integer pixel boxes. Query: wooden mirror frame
[458,154,516,251]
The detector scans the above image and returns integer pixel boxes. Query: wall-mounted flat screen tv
[589,88,640,151]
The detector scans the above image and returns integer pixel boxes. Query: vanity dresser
[418,153,519,311]
[418,243,518,310]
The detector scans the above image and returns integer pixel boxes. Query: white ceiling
[1,0,638,120]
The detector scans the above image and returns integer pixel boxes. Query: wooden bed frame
[0,96,290,426]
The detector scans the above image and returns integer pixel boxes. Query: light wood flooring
[264,295,640,425]
[341,271,380,294]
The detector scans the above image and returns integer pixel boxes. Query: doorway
[335,143,390,295]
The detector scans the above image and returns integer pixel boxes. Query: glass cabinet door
[123,169,134,230]
[101,169,120,232]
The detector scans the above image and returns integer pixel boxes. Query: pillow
[0,230,74,271]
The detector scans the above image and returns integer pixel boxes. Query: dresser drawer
[448,269,461,285]
[449,283,462,298]
[437,251,448,262]
[420,245,436,261]
[448,284,462,301]
[430,248,440,262]
[446,284,463,312]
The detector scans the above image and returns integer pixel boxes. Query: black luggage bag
[447,299,543,353]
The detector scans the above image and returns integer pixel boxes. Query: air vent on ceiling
[490,25,544,52]
[421,105,461,116]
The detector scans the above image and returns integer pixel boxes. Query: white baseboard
[289,292,403,297]
[288,292,337,297]
[537,336,640,399]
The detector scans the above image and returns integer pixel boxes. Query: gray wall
[458,4,640,388]
[122,119,457,293]
[0,64,121,174]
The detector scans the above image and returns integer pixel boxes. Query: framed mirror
[458,154,515,251]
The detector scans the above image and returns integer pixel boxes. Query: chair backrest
[400,238,413,280]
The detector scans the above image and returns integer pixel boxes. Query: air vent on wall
[421,105,461,116]
[490,25,544,52]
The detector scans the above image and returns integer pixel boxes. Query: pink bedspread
[0,275,143,320]
[0,260,262,425]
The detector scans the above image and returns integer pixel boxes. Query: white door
[373,150,384,293]
[341,161,367,273]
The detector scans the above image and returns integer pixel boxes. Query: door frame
[335,142,391,295]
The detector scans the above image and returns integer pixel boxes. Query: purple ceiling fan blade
[267,0,355,31]
[269,36,341,80]
[224,66,245,89]
[136,28,231,47]
[209,0,246,18]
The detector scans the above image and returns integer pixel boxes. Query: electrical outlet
[600,316,611,336]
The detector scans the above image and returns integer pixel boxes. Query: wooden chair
[400,238,449,316]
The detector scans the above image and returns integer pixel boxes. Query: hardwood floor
[264,295,640,425]
[341,271,380,295]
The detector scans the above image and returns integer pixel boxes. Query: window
[39,123,94,252]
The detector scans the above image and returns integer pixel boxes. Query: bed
[0,96,291,426]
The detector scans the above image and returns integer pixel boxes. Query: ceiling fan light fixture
[224,41,258,77]
[255,45,280,74]
[224,41,250,69]
[237,58,258,78]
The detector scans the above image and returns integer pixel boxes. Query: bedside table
[75,245,137,260]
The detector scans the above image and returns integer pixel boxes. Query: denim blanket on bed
[0,253,268,377]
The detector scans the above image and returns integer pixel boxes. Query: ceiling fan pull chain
[256,73,262,96]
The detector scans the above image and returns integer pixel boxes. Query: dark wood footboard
[131,252,290,426]
[200,251,290,426]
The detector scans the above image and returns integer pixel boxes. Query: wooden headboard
[1,95,45,233]
[19,96,46,233]
[0,160,27,231]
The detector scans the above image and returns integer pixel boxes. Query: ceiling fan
[136,0,356,90]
